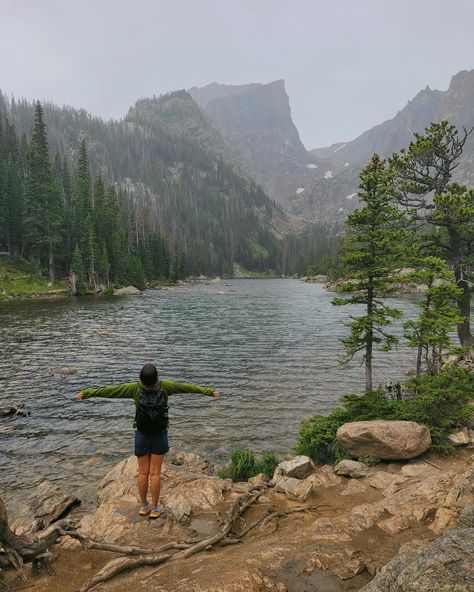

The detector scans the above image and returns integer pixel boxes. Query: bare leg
[137,454,151,504]
[149,454,165,507]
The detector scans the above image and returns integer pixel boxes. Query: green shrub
[255,452,279,478]
[219,448,279,482]
[294,366,474,464]
[400,365,474,450]
[294,408,350,465]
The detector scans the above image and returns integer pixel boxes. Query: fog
[1,0,473,147]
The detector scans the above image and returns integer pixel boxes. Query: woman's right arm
[77,382,139,400]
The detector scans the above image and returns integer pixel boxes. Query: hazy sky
[1,0,474,148]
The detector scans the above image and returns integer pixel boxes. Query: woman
[77,363,219,518]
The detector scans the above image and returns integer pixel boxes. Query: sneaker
[149,502,166,519]
[138,501,152,516]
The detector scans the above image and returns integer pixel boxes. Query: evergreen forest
[0,93,339,291]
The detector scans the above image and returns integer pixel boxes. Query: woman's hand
[77,391,85,400]
[212,391,220,398]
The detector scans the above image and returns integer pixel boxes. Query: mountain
[314,69,474,188]
[300,69,474,222]
[1,90,288,277]
[189,80,340,219]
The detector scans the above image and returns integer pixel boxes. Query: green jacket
[82,380,214,427]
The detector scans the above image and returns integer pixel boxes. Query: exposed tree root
[76,485,321,592]
[60,529,189,555]
[77,554,172,592]
[76,485,267,591]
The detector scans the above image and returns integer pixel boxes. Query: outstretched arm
[77,382,140,400]
[162,380,220,398]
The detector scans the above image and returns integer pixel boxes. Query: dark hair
[140,363,159,387]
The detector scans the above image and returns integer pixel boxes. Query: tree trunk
[0,496,74,571]
[48,241,55,283]
[366,281,374,391]
[70,271,77,296]
[454,265,473,346]
[449,228,473,346]
[416,343,423,377]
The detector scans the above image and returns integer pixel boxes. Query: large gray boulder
[361,527,474,591]
[336,420,431,460]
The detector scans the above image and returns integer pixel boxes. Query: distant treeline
[0,97,340,288]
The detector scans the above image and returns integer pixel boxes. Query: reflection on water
[0,279,420,508]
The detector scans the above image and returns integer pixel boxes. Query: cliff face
[189,81,338,219]
[316,70,474,179]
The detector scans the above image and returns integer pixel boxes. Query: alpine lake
[0,279,422,509]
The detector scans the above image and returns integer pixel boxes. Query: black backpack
[135,386,169,436]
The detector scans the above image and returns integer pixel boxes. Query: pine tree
[74,139,92,254]
[23,101,62,280]
[333,155,408,391]
[390,122,474,345]
[403,257,463,376]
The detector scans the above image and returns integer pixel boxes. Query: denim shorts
[134,429,169,457]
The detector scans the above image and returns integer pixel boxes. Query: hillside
[0,91,288,278]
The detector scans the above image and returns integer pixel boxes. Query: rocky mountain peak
[188,80,332,216]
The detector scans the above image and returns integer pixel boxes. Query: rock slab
[12,480,79,535]
[336,420,431,460]
[361,527,474,591]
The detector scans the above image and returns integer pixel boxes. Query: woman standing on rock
[77,363,220,518]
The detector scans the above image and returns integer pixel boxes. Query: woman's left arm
[162,380,220,397]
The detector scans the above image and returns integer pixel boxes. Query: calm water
[0,279,420,508]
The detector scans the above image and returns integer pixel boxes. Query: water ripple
[0,279,420,509]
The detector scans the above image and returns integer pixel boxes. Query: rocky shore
[3,443,473,592]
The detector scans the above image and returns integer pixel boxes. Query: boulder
[336,420,431,460]
[272,474,313,502]
[306,465,343,488]
[334,459,368,479]
[361,527,474,591]
[248,473,269,487]
[80,451,230,540]
[274,455,315,479]
[12,480,79,535]
[113,285,141,295]
[447,429,470,446]
[163,477,231,522]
